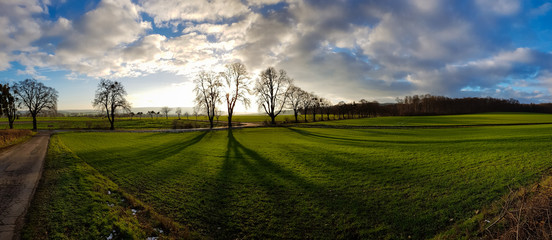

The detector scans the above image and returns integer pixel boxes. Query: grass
[0,114,299,130]
[0,117,218,130]
[0,129,34,148]
[305,112,552,127]
[24,121,552,239]
[22,135,196,239]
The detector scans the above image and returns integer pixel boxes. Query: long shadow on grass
[287,127,547,145]
[76,132,208,192]
[199,129,393,239]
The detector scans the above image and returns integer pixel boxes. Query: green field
[0,117,219,130]
[22,115,552,239]
[306,112,552,127]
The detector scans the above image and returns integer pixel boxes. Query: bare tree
[221,62,251,128]
[321,98,332,120]
[300,91,313,122]
[0,84,18,129]
[310,94,321,122]
[92,79,130,130]
[14,79,58,131]
[286,84,306,123]
[137,111,143,119]
[161,106,171,119]
[175,107,182,119]
[147,110,155,119]
[254,67,292,124]
[194,70,222,128]
[184,111,189,120]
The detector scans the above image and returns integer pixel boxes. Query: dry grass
[0,129,33,148]
[483,175,552,240]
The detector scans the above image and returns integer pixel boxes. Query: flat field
[22,115,552,239]
[306,112,552,126]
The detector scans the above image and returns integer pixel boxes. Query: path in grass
[47,125,552,239]
[0,132,50,240]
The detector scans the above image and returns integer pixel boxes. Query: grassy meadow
[306,112,552,127]
[22,114,552,239]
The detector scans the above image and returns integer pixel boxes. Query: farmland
[21,114,552,239]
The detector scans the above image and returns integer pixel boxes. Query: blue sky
[1,0,552,111]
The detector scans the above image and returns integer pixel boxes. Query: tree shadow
[199,129,381,239]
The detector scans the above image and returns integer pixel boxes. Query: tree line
[4,68,552,131]
[0,79,58,130]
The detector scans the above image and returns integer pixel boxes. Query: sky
[1,0,552,112]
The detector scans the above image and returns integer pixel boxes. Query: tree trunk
[110,120,114,130]
[270,115,276,125]
[228,114,233,128]
[209,117,214,129]
[294,110,298,123]
[32,114,37,131]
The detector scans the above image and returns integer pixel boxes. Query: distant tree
[193,106,199,120]
[300,91,313,122]
[137,111,143,119]
[215,109,222,123]
[147,110,155,119]
[254,67,292,124]
[221,62,251,128]
[320,98,332,121]
[14,79,58,131]
[194,70,222,128]
[92,79,130,130]
[184,111,189,120]
[286,84,306,123]
[129,112,135,120]
[156,111,160,119]
[310,94,320,122]
[161,106,171,119]
[175,107,182,119]
[0,84,18,129]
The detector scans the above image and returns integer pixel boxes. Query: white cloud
[0,0,47,70]
[475,0,520,15]
[139,0,249,25]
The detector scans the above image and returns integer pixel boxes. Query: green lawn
[24,123,552,239]
[306,112,552,126]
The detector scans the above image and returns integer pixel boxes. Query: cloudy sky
[1,0,552,111]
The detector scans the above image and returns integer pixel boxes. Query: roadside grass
[28,124,552,239]
[305,112,552,127]
[0,118,218,130]
[22,135,198,239]
[0,114,302,130]
[0,129,34,148]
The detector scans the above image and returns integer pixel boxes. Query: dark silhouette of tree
[129,112,135,120]
[300,91,313,122]
[137,111,143,119]
[310,94,321,122]
[14,79,58,131]
[221,62,251,128]
[286,84,306,123]
[161,106,171,119]
[0,84,18,129]
[92,79,130,130]
[147,110,155,119]
[175,107,182,119]
[254,67,292,124]
[194,70,222,128]
[184,111,189,120]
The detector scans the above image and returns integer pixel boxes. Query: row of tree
[6,71,552,131]
[0,79,58,130]
[302,95,552,120]
[193,62,337,128]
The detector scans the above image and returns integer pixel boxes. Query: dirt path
[0,131,50,240]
